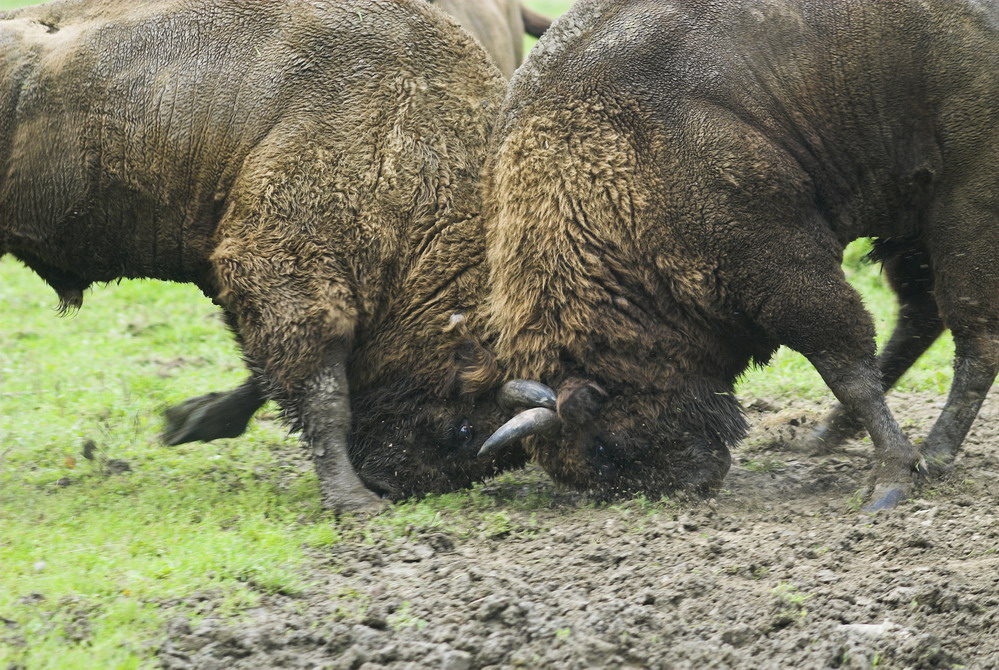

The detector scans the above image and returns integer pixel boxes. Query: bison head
[345,313,527,500]
[480,374,743,500]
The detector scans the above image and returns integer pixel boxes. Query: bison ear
[556,378,608,425]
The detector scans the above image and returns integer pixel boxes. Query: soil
[157,391,999,670]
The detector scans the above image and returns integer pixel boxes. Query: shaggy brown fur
[161,0,553,450]
[483,0,999,510]
[0,0,520,512]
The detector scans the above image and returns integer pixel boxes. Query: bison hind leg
[162,376,266,445]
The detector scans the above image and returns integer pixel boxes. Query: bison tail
[520,5,552,39]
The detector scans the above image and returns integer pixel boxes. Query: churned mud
[158,391,999,670]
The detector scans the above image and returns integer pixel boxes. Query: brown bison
[0,0,522,512]
[162,0,553,448]
[479,0,999,511]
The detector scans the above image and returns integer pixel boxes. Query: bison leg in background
[919,334,998,474]
[806,243,944,452]
[917,201,999,476]
[520,5,552,38]
[747,222,921,511]
[162,375,267,446]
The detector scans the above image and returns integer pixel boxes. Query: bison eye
[457,420,474,443]
[595,444,608,460]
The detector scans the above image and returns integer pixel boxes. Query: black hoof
[162,392,256,445]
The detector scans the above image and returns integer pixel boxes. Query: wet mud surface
[158,392,999,669]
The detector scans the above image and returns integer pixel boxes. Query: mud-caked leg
[807,353,923,511]
[806,244,944,452]
[212,228,385,514]
[299,349,385,512]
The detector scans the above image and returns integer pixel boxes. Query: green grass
[0,259,561,668]
[0,264,324,669]
[0,0,958,667]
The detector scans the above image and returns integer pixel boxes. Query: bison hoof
[327,489,389,517]
[862,482,911,513]
[162,392,254,445]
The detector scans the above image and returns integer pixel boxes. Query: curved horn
[478,407,560,459]
[498,380,557,411]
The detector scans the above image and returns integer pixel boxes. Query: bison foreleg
[806,244,943,452]
[162,375,267,445]
[807,354,923,511]
[211,229,384,514]
[749,235,922,511]
[300,349,387,514]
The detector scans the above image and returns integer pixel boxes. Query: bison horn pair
[478,380,560,458]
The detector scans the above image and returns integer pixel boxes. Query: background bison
[481,0,999,511]
[0,0,519,512]
[434,0,550,78]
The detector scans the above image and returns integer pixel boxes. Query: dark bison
[479,0,999,511]
[0,0,520,512]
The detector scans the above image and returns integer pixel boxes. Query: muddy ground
[158,391,999,670]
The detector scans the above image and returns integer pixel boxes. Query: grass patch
[0,258,323,668]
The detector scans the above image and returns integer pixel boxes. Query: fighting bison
[480,0,999,511]
[162,0,552,448]
[0,0,520,512]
